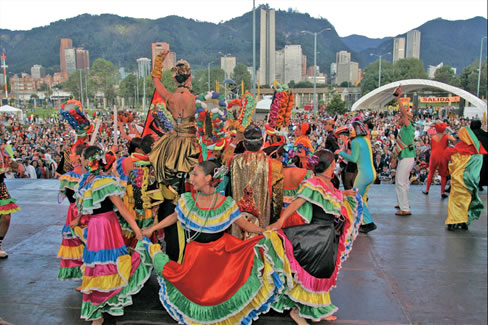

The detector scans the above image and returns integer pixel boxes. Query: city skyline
[0,0,486,39]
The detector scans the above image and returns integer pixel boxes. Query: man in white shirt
[24,160,37,179]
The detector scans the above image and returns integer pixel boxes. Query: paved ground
[0,179,486,325]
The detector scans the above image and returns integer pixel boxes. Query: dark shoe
[395,210,412,216]
[394,205,400,209]
[459,223,469,230]
[447,224,455,231]
[359,223,377,234]
[422,190,429,195]
[441,193,449,199]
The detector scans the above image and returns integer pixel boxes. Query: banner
[142,89,165,137]
[419,96,460,103]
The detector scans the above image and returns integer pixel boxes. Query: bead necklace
[184,191,218,243]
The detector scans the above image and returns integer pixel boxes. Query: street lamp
[370,52,391,88]
[477,36,487,98]
[301,27,332,112]
[207,61,213,92]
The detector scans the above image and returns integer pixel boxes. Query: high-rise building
[59,38,73,74]
[275,45,303,84]
[335,50,359,85]
[151,42,175,70]
[30,65,46,79]
[221,56,237,78]
[393,37,405,63]
[64,48,77,75]
[336,51,351,64]
[76,48,90,71]
[137,58,151,78]
[167,51,177,70]
[259,8,276,85]
[406,30,421,59]
[301,54,307,77]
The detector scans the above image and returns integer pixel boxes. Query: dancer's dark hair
[313,149,335,174]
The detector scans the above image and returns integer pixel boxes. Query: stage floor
[0,179,486,325]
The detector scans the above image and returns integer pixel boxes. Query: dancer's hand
[142,228,153,238]
[135,228,143,241]
[70,216,81,228]
[157,49,170,59]
[266,219,284,231]
[342,189,357,196]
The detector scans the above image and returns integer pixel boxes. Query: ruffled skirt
[271,193,364,321]
[118,185,156,250]
[57,202,84,280]
[72,210,152,321]
[148,123,200,186]
[0,181,20,215]
[142,232,287,325]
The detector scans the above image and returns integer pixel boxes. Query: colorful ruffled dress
[0,150,20,216]
[281,166,313,228]
[118,154,159,249]
[72,174,152,321]
[142,192,288,325]
[57,168,84,280]
[271,177,363,321]
[445,127,487,226]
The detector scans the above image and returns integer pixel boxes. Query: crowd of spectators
[1,107,485,189]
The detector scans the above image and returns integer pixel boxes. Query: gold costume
[148,117,200,187]
[229,151,283,239]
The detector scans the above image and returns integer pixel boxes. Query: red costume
[425,123,450,194]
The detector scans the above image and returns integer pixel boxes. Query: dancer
[141,161,284,324]
[338,121,377,233]
[422,122,455,198]
[228,125,283,238]
[470,120,488,191]
[268,149,362,323]
[445,127,486,231]
[149,49,199,194]
[393,88,415,216]
[57,143,86,280]
[115,135,160,250]
[70,146,152,324]
[148,49,200,261]
[0,144,20,259]
[278,144,313,228]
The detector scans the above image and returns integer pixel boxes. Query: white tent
[254,95,273,120]
[0,105,23,120]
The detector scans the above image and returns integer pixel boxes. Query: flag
[142,89,165,137]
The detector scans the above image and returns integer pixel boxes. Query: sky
[0,0,486,38]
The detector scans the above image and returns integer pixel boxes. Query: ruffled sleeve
[59,171,81,194]
[175,193,241,233]
[295,178,343,223]
[75,174,126,215]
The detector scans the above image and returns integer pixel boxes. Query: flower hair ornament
[213,164,228,181]
[85,150,104,175]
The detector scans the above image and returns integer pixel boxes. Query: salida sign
[419,96,461,103]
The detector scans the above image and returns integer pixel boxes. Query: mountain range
[0,7,486,77]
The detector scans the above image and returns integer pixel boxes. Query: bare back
[166,89,196,120]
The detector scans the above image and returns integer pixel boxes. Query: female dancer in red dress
[422,122,456,198]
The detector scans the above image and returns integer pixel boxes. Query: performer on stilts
[422,122,455,198]
[148,49,200,261]
[0,144,20,259]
